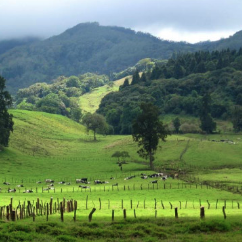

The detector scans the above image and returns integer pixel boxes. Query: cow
[3,182,10,185]
[23,190,33,193]
[112,183,118,186]
[43,188,50,191]
[36,181,42,184]
[58,181,65,184]
[141,176,148,179]
[76,178,88,184]
[79,185,90,189]
[124,175,135,180]
[8,188,16,193]
[45,179,54,183]
[17,185,24,187]
[162,175,167,181]
[94,180,106,184]
[151,180,158,183]
[148,174,159,178]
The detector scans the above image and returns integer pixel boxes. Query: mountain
[0,22,196,93]
[1,22,242,94]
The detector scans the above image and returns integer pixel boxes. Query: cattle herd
[0,173,178,193]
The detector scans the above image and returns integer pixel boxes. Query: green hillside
[1,109,241,184]
[79,76,131,113]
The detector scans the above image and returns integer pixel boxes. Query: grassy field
[79,76,131,114]
[1,109,242,241]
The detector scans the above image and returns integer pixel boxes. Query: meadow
[1,110,242,241]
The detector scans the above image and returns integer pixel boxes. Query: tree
[0,76,14,147]
[131,70,140,85]
[231,105,242,132]
[172,117,181,133]
[132,103,170,169]
[82,112,107,141]
[119,78,129,90]
[111,151,130,163]
[199,93,216,134]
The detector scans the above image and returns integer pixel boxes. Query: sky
[1,0,242,43]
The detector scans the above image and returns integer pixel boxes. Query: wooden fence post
[112,210,114,222]
[46,203,49,221]
[200,206,205,219]
[123,209,126,220]
[222,206,226,219]
[88,208,96,222]
[175,207,178,219]
[60,202,64,222]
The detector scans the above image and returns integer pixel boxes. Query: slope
[79,76,131,113]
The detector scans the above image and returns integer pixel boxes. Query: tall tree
[131,70,140,85]
[132,103,170,169]
[172,117,181,134]
[199,93,216,134]
[82,112,108,141]
[0,76,14,147]
[231,105,242,132]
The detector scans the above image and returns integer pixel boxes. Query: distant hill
[1,22,242,94]
[0,22,195,93]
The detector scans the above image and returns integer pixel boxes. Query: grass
[1,109,242,240]
[0,217,242,241]
[79,76,130,114]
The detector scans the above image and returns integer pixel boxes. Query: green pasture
[1,110,242,221]
[79,76,128,114]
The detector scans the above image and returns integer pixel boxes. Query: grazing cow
[94,180,105,184]
[48,183,54,187]
[112,183,118,186]
[157,173,163,177]
[110,177,115,180]
[141,176,148,179]
[76,178,88,184]
[162,175,167,181]
[36,181,42,184]
[23,190,33,193]
[65,182,71,185]
[124,175,135,180]
[45,179,54,183]
[79,185,90,189]
[17,185,24,187]
[58,181,65,184]
[8,188,16,193]
[148,173,159,178]
[3,182,10,185]
[151,180,158,183]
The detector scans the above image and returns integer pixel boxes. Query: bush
[180,122,201,133]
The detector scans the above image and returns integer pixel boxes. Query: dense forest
[97,49,242,134]
[1,22,242,93]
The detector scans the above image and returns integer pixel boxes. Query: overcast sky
[1,0,242,43]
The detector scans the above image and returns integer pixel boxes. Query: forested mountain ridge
[2,22,242,94]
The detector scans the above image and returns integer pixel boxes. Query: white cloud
[0,0,242,42]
